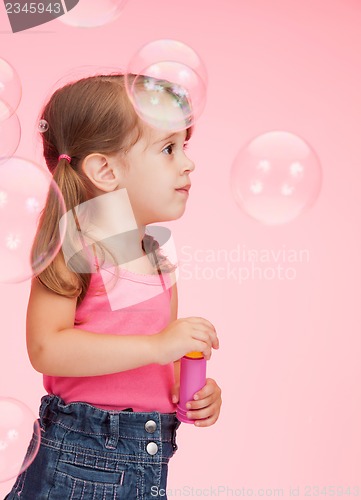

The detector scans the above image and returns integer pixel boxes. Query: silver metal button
[146,442,158,455]
[144,420,157,433]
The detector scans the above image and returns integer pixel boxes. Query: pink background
[1,0,360,496]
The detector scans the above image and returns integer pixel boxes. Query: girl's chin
[169,207,187,221]
[144,209,187,224]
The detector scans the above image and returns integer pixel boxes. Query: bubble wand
[176,351,206,423]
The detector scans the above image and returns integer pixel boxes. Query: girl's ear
[81,153,122,192]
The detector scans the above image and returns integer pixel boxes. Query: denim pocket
[52,461,125,499]
[56,460,124,484]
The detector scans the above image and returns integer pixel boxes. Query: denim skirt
[5,394,181,499]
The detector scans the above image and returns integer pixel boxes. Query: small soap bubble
[0,157,67,283]
[0,58,22,121]
[230,131,322,225]
[58,0,128,28]
[0,397,41,483]
[38,119,49,133]
[125,40,208,132]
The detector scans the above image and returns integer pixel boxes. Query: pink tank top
[43,267,176,413]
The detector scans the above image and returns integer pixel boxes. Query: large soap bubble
[59,0,128,28]
[230,131,322,225]
[0,157,67,283]
[125,40,207,132]
[0,113,21,163]
[0,397,41,483]
[0,58,22,121]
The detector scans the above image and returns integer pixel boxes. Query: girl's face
[119,124,195,225]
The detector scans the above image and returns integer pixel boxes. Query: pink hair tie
[58,154,71,163]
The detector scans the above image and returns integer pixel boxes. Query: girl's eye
[162,144,174,155]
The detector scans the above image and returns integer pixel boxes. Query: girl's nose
[182,154,195,173]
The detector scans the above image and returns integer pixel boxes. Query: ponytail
[32,158,93,305]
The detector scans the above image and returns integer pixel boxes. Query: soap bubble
[125,40,207,132]
[0,58,22,121]
[0,157,67,283]
[59,0,128,28]
[0,397,41,483]
[230,131,322,225]
[38,119,49,133]
[0,113,21,163]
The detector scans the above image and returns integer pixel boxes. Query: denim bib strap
[39,393,54,431]
[105,412,120,450]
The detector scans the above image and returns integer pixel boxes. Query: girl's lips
[175,184,191,194]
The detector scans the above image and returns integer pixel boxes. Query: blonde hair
[32,74,190,306]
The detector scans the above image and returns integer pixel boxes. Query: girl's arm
[26,276,159,376]
[27,264,217,377]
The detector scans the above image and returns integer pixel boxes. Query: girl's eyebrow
[152,131,187,145]
[142,133,175,153]
[153,133,177,145]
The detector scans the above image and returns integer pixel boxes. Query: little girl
[6,74,221,499]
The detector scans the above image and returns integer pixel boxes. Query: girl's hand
[154,317,219,365]
[184,378,222,427]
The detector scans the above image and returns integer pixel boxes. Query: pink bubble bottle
[176,351,206,423]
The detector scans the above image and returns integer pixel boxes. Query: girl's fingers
[187,318,219,348]
[194,414,219,427]
[191,328,213,346]
[186,402,220,424]
[187,317,217,333]
[212,334,220,349]
[194,378,219,400]
[188,335,212,360]
[186,394,213,410]
[191,327,218,353]
[170,383,180,404]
